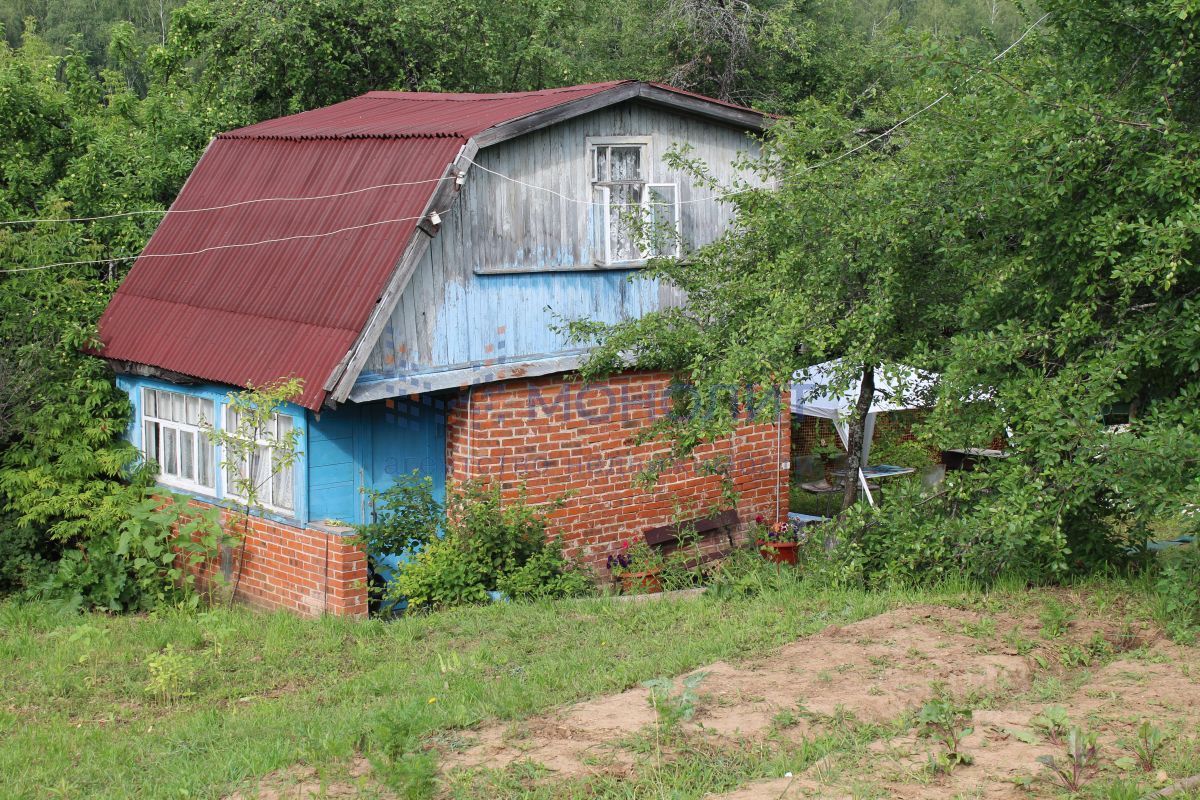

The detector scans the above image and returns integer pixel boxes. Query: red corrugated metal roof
[94,81,763,409]
[225,82,629,140]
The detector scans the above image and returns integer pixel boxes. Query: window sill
[156,478,218,499]
[474,261,649,275]
[153,482,303,529]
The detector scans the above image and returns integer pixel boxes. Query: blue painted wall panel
[363,396,449,502]
[305,396,448,526]
[355,101,762,396]
[306,408,358,524]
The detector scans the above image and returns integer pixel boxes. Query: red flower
[754,514,765,524]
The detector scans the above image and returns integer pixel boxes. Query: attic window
[588,137,681,265]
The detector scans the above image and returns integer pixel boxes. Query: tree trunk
[841,363,876,511]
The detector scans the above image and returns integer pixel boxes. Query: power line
[0,13,1049,274]
[802,11,1050,172]
[0,175,455,227]
[0,211,447,274]
[465,11,1050,206]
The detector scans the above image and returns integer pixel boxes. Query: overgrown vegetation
[358,478,592,611]
[0,0,1087,612]
[574,0,1200,596]
[3,577,1199,799]
[3,1,1200,797]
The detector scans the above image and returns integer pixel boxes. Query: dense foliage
[579,0,1200,583]
[361,480,593,610]
[5,0,1195,609]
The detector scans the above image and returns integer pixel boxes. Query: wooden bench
[642,509,741,573]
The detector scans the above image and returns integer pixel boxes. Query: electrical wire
[0,175,455,227]
[0,13,1049,275]
[0,210,449,274]
[463,11,1050,208]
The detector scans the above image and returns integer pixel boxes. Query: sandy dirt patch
[706,632,1200,800]
[223,757,391,800]
[442,607,1032,779]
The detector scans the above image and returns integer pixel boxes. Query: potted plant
[753,515,801,565]
[607,539,665,594]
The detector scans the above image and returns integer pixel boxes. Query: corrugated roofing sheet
[225,82,628,140]
[94,81,762,409]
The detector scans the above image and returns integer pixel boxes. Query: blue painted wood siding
[114,378,448,529]
[306,395,448,526]
[354,101,762,398]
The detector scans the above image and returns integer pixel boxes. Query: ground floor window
[141,387,216,493]
[135,383,298,515]
[223,408,296,513]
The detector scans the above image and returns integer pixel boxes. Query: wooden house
[94,81,790,615]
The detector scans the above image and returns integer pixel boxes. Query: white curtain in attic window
[608,183,644,263]
[609,146,641,181]
[603,146,645,264]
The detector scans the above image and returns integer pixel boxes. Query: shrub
[495,538,594,601]
[384,481,593,611]
[39,491,230,612]
[447,481,556,590]
[1153,544,1200,643]
[355,471,443,599]
[812,468,1128,588]
[0,509,60,595]
[391,535,490,609]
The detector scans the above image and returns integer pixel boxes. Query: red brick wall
[444,371,789,570]
[182,501,367,617]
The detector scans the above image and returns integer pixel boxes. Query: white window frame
[140,387,217,495]
[587,136,681,266]
[223,407,296,514]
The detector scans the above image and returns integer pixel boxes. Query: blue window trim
[116,375,310,528]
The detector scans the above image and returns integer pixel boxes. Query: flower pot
[759,541,799,565]
[620,568,663,594]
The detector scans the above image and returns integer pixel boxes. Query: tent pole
[860,468,875,507]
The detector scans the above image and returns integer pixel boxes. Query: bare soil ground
[226,599,1200,799]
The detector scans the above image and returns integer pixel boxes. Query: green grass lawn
[0,574,1176,799]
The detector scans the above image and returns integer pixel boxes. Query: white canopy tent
[789,360,937,505]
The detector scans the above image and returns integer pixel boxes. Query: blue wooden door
[365,394,448,503]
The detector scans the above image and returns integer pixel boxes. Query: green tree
[572,63,981,507]
[201,379,303,603]
[0,27,213,596]
[581,0,1200,579]
[924,0,1200,570]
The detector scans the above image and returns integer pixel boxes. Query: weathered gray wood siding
[351,99,761,401]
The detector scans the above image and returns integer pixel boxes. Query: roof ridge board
[362,80,629,101]
[217,131,468,141]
